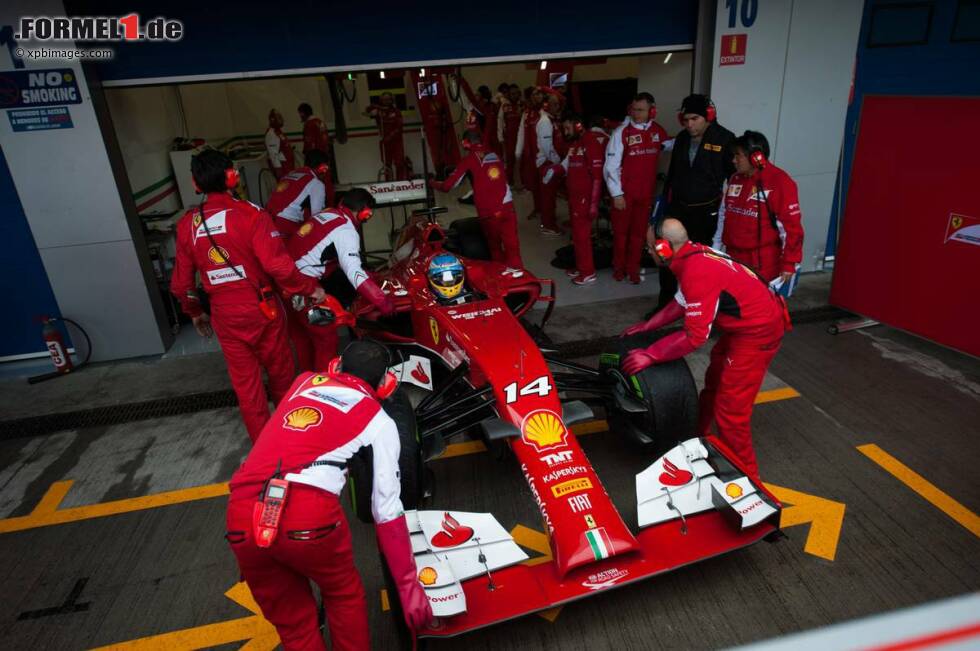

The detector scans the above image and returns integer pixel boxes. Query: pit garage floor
[0,285,978,649]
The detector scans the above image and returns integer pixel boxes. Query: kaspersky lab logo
[16,14,183,42]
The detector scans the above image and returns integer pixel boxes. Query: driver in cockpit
[427,253,473,305]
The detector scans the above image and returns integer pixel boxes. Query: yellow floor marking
[438,439,488,459]
[755,386,801,404]
[90,582,278,650]
[0,480,229,535]
[858,443,980,539]
[764,483,846,561]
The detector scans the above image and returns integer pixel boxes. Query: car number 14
[504,376,553,404]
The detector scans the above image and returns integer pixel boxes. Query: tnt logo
[541,450,573,467]
[568,494,592,513]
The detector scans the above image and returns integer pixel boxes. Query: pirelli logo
[551,477,593,498]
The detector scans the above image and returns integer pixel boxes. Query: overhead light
[420,67,426,77]
[380,70,385,79]
[540,60,547,70]
[664,52,673,64]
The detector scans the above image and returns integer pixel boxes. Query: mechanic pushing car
[621,218,790,478]
[287,188,395,372]
[171,149,325,442]
[226,340,432,651]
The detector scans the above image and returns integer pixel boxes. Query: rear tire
[445,217,491,260]
[348,388,424,523]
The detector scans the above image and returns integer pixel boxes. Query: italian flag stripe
[585,528,610,560]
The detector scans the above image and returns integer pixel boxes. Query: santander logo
[659,458,693,486]
[430,512,474,548]
[411,361,430,385]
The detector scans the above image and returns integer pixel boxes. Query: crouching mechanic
[429,131,523,269]
[265,149,334,241]
[226,340,432,651]
[287,188,395,371]
[171,149,325,442]
[620,219,789,478]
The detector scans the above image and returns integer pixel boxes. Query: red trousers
[480,205,523,268]
[211,301,295,442]
[382,137,407,181]
[504,135,518,184]
[611,195,654,280]
[697,329,783,478]
[537,167,560,230]
[569,195,596,276]
[286,306,339,374]
[726,244,782,283]
[520,157,541,216]
[227,485,369,651]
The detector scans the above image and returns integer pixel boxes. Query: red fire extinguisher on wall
[28,316,91,384]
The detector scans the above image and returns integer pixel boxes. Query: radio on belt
[253,478,290,547]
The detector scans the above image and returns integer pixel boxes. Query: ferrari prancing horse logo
[429,316,439,345]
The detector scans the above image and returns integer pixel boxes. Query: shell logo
[487,166,501,180]
[283,406,322,431]
[275,181,288,192]
[297,223,313,237]
[725,483,744,499]
[521,410,568,452]
[418,566,438,586]
[207,246,231,265]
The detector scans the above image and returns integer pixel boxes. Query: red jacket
[171,193,318,317]
[645,242,786,362]
[500,100,522,147]
[372,104,404,144]
[303,116,330,153]
[265,167,326,223]
[719,163,804,274]
[435,146,512,217]
[563,128,608,200]
[603,119,670,200]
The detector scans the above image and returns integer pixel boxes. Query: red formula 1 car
[342,217,783,641]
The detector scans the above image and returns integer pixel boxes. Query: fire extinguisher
[28,316,92,384]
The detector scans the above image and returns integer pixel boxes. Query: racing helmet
[427,253,465,300]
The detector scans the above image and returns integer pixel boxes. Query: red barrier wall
[831,96,980,357]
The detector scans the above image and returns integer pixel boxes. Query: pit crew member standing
[364,92,407,181]
[298,102,331,157]
[514,86,545,219]
[226,340,432,651]
[656,94,735,309]
[621,219,789,478]
[714,130,804,292]
[498,84,523,184]
[535,92,566,237]
[287,188,395,371]
[265,149,333,241]
[430,131,523,269]
[604,93,673,283]
[265,109,295,181]
[171,149,324,442]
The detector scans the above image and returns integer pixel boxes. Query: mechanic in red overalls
[265,109,295,180]
[714,130,804,292]
[535,91,567,237]
[514,86,545,220]
[499,84,523,184]
[226,340,432,651]
[265,149,333,241]
[298,102,331,157]
[287,188,395,371]
[621,219,789,478]
[549,114,608,285]
[430,131,523,269]
[171,149,325,442]
[603,93,673,283]
[364,92,407,181]
[457,75,500,154]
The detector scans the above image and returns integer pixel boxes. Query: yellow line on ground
[0,480,230,535]
[858,443,980,539]
[755,386,801,404]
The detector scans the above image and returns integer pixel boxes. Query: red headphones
[749,149,768,170]
[326,357,398,400]
[355,206,373,222]
[653,239,674,260]
[677,99,717,125]
[573,120,585,135]
[314,163,329,178]
[191,167,240,194]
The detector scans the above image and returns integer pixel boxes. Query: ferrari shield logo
[297,222,313,237]
[192,213,202,227]
[952,216,962,229]
[429,317,439,345]
[488,166,501,180]
[311,375,328,385]
[521,409,568,452]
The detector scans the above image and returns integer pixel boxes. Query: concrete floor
[0,299,978,649]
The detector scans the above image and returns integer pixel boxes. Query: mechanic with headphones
[604,92,674,284]
[265,149,334,241]
[654,94,736,310]
[287,188,395,371]
[547,113,609,285]
[620,218,790,479]
[265,109,295,181]
[363,92,407,181]
[171,149,326,442]
[226,340,433,650]
[713,130,804,294]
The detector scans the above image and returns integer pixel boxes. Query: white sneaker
[565,269,579,278]
[572,273,597,286]
[539,226,563,238]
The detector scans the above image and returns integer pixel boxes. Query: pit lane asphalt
[0,320,977,650]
